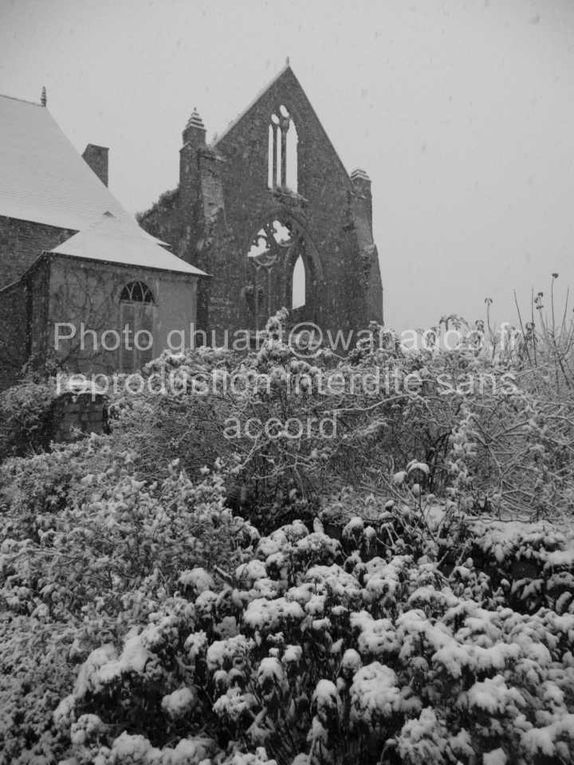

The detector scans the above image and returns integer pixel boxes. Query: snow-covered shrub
[3,308,574,763]
[0,440,258,762]
[29,506,571,764]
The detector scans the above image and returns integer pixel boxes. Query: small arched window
[120,281,155,303]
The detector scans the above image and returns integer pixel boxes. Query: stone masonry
[138,64,383,341]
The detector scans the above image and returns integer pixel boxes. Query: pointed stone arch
[243,211,322,330]
[291,254,305,309]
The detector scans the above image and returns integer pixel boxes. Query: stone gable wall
[138,68,383,340]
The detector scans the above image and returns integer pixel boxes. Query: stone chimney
[82,144,109,187]
[180,108,206,212]
[182,107,206,148]
[350,168,372,229]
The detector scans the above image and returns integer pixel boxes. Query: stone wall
[0,215,74,289]
[1,250,199,389]
[28,258,51,364]
[47,255,199,374]
[0,278,28,390]
[50,391,109,442]
[0,258,51,390]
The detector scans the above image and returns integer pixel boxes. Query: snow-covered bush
[0,439,258,762]
[3,308,574,762]
[16,503,568,764]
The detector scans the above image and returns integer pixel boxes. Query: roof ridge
[76,211,149,238]
[0,92,42,107]
[213,61,291,146]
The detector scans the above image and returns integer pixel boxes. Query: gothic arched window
[245,215,317,332]
[292,254,306,309]
[119,281,155,371]
[267,105,298,192]
[120,280,155,304]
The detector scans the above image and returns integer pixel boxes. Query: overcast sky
[1,0,574,330]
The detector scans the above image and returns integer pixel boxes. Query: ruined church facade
[139,65,383,340]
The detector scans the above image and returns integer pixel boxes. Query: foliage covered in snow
[3,309,574,763]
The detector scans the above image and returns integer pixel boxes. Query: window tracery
[119,281,155,304]
[267,105,298,192]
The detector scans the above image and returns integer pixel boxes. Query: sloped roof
[49,213,205,275]
[0,93,153,238]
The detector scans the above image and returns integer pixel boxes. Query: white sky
[1,0,574,330]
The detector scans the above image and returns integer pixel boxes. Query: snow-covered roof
[49,213,205,276]
[0,93,154,239]
[0,92,201,277]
